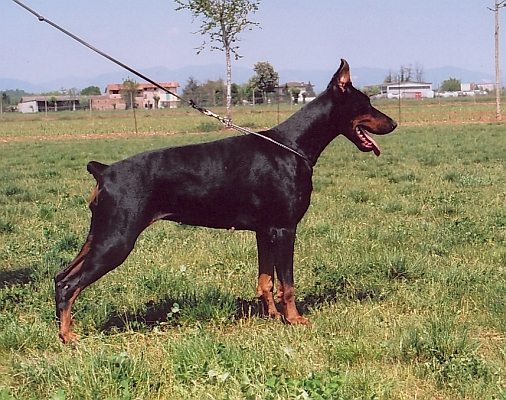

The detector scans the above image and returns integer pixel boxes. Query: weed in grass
[30,170,61,179]
[38,205,55,221]
[53,234,81,253]
[383,200,403,213]
[241,370,344,399]
[238,121,259,129]
[4,185,22,197]
[386,170,418,183]
[383,253,424,282]
[397,181,419,196]
[348,189,373,203]
[418,150,443,167]
[439,217,491,245]
[195,121,223,133]
[443,171,493,187]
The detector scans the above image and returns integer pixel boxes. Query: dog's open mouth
[355,126,381,156]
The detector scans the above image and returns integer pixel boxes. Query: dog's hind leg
[54,225,141,343]
[54,232,94,343]
[54,199,148,343]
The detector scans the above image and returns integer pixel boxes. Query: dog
[54,59,397,343]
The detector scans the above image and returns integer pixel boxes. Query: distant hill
[0,64,500,95]
[0,78,43,93]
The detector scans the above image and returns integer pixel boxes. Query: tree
[250,61,278,103]
[230,82,241,105]
[182,76,201,104]
[121,79,139,109]
[305,82,316,98]
[49,96,58,111]
[2,89,30,107]
[384,70,394,84]
[290,87,301,104]
[67,87,79,97]
[362,85,381,97]
[247,76,263,104]
[398,65,412,82]
[414,62,425,82]
[385,64,424,83]
[440,77,461,92]
[81,86,101,96]
[175,0,261,124]
[153,94,160,109]
[201,79,226,106]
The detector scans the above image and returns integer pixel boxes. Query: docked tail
[87,161,108,182]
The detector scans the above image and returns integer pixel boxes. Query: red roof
[106,82,179,91]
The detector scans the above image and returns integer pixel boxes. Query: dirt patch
[1,130,202,143]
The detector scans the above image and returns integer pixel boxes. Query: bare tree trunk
[225,47,232,126]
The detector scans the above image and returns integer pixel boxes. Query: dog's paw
[286,315,311,326]
[59,330,80,344]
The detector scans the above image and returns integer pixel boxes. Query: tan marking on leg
[276,279,284,303]
[280,284,310,325]
[55,234,93,281]
[58,287,82,344]
[55,234,93,343]
[257,273,280,318]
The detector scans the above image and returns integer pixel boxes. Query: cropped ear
[336,59,351,92]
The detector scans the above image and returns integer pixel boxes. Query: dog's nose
[391,120,398,130]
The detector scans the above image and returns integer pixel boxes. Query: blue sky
[2,0,504,84]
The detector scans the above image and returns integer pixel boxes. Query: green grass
[0,111,506,398]
[0,106,287,140]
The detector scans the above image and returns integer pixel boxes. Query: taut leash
[12,0,313,167]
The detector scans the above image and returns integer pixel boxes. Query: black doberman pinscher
[54,59,397,343]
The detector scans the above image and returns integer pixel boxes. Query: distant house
[378,81,434,99]
[93,82,180,111]
[17,81,180,113]
[275,82,316,103]
[93,82,179,110]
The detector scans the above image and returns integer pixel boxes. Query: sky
[2,0,505,85]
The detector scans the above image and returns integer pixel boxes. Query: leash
[13,0,313,167]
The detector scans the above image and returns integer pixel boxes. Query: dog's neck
[268,89,341,166]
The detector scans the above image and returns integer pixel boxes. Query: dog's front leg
[271,227,310,326]
[255,230,281,319]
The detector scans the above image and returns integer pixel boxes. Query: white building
[379,82,434,99]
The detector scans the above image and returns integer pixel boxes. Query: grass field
[1,101,506,399]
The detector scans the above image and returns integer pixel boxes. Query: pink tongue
[364,131,381,156]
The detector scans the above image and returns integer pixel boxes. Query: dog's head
[329,59,397,156]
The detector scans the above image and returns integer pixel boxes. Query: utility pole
[490,0,506,121]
